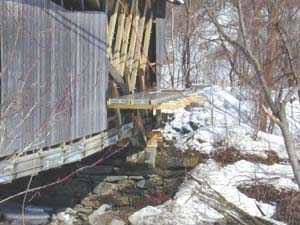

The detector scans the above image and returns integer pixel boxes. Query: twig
[22,173,34,225]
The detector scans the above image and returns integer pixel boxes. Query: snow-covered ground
[163,86,300,160]
[130,86,299,225]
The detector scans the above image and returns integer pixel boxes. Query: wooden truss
[107,0,154,94]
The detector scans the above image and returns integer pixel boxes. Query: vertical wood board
[0,0,108,158]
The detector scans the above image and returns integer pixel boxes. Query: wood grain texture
[155,18,166,89]
[0,0,108,158]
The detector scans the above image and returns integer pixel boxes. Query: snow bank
[162,86,295,160]
[130,159,296,225]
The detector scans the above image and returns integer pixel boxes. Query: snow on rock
[129,198,223,225]
[193,159,298,196]
[130,159,297,225]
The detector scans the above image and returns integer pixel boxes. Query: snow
[131,85,299,225]
[162,86,293,160]
[130,160,296,225]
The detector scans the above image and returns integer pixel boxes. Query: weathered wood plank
[130,0,150,92]
[155,18,167,89]
[112,1,126,69]
[119,0,135,76]
[126,0,140,92]
[0,0,108,157]
[107,0,120,58]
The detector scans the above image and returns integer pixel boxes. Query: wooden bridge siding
[0,0,108,158]
[155,18,167,89]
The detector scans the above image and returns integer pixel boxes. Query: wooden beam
[111,83,123,126]
[108,95,206,110]
[112,1,127,69]
[140,7,153,72]
[107,0,120,58]
[126,0,140,92]
[129,0,150,92]
[108,61,129,94]
[119,0,135,76]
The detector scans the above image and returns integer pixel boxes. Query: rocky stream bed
[0,142,204,225]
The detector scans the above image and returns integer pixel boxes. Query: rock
[88,204,112,225]
[110,219,126,225]
[163,178,184,195]
[105,176,128,183]
[126,151,145,164]
[156,146,202,170]
[75,206,93,215]
[117,179,136,191]
[93,182,118,197]
[87,205,126,225]
[154,168,185,178]
[136,175,163,191]
[136,180,146,189]
[108,192,146,207]
[181,127,191,135]
[128,201,222,225]
[188,121,199,131]
[81,194,100,209]
[148,175,164,187]
[129,176,144,181]
[77,212,89,221]
[129,206,162,225]
[109,193,131,207]
[54,208,77,225]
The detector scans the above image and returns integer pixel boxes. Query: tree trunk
[183,0,191,88]
[279,113,300,188]
[258,94,268,131]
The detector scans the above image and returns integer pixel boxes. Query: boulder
[163,178,184,195]
[108,193,131,207]
[128,176,144,181]
[137,176,163,190]
[156,146,202,170]
[52,208,77,225]
[110,219,126,225]
[93,182,118,197]
[129,206,163,225]
[117,179,136,191]
[148,175,164,187]
[105,176,128,183]
[136,180,146,189]
[81,194,100,209]
[88,204,112,225]
[108,192,146,207]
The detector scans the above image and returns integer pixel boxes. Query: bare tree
[202,0,300,188]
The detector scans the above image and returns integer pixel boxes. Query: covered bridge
[0,0,188,183]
